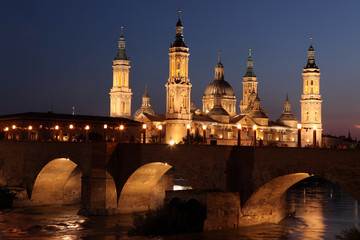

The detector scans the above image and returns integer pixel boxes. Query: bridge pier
[78,170,118,216]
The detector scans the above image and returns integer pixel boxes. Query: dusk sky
[1,0,360,139]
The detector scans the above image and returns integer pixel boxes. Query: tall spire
[214,50,224,80]
[172,9,186,47]
[115,26,128,60]
[305,36,318,69]
[244,48,256,77]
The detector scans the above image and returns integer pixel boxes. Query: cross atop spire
[249,48,252,57]
[115,26,128,60]
[310,35,312,46]
[121,26,124,36]
[218,49,221,64]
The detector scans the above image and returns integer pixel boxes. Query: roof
[277,113,298,121]
[0,112,141,126]
[192,114,218,123]
[142,113,166,122]
[204,79,235,96]
[208,106,229,116]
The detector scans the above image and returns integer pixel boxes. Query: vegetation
[129,198,206,236]
[0,185,16,209]
[336,226,360,240]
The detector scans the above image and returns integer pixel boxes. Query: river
[0,177,359,239]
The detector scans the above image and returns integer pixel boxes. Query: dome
[208,106,229,116]
[204,80,235,97]
[134,107,155,118]
[278,113,298,121]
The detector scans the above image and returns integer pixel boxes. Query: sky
[1,0,360,139]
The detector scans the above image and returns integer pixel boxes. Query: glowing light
[297,123,302,129]
[4,127,9,131]
[206,110,209,113]
[69,124,74,129]
[313,125,317,130]
[142,124,147,129]
[186,123,191,129]
[85,125,90,130]
[202,125,207,130]
[237,124,241,129]
[307,139,310,142]
[253,125,257,130]
[55,125,59,130]
[158,125,162,130]
[103,124,108,129]
[169,140,175,145]
[120,125,124,130]
[12,125,16,129]
[28,126,32,130]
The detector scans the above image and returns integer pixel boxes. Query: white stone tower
[165,10,192,143]
[300,37,322,146]
[110,26,133,118]
[240,49,258,114]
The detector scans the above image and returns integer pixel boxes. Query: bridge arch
[31,158,81,205]
[118,162,177,213]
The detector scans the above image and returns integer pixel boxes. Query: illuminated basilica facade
[111,12,322,147]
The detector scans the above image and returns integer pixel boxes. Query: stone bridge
[0,142,359,230]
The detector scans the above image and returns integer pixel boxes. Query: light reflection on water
[1,178,359,239]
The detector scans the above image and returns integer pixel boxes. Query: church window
[171,59,175,77]
[182,59,186,77]
[119,72,122,86]
[181,95,186,109]
[112,103,116,113]
[315,86,318,93]
[311,86,314,93]
[176,59,180,77]
[122,102,126,114]
[315,111,318,121]
[170,95,174,109]
[305,111,309,121]
[124,72,127,87]
[311,80,313,85]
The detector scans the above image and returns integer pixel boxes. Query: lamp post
[158,125,162,144]
[237,124,241,146]
[119,124,124,142]
[202,125,207,144]
[69,124,74,142]
[253,125,257,146]
[142,124,147,144]
[103,124,107,142]
[55,125,59,141]
[186,123,191,145]
[85,125,90,142]
[313,124,317,147]
[4,127,8,140]
[297,123,302,148]
[28,126,32,141]
[12,125,16,140]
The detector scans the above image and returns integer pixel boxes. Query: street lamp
[4,127,8,140]
[158,125,162,144]
[12,125,16,140]
[313,124,317,147]
[69,124,74,142]
[237,124,241,146]
[297,123,302,148]
[202,125,207,144]
[28,126,32,141]
[142,124,147,144]
[119,124,124,143]
[253,125,257,146]
[103,124,108,142]
[186,123,191,145]
[85,125,90,142]
[55,125,59,141]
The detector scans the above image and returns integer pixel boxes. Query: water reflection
[1,177,360,239]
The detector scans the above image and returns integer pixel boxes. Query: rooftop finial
[218,49,221,64]
[249,48,252,57]
[121,26,124,36]
[286,93,289,101]
[178,9,181,20]
[310,35,312,46]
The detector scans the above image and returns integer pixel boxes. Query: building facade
[129,12,322,147]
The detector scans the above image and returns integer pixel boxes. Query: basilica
[109,12,323,147]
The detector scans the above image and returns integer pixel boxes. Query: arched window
[315,111,318,121]
[171,59,175,77]
[118,72,122,86]
[170,95,174,109]
[176,59,180,77]
[305,111,309,121]
[122,102,126,114]
[182,59,186,77]
[181,95,186,109]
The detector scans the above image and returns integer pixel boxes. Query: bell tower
[165,10,192,144]
[240,49,258,114]
[300,37,322,146]
[165,10,192,120]
[110,26,133,118]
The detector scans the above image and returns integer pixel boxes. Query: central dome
[204,80,235,97]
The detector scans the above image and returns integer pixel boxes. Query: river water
[1,177,359,239]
